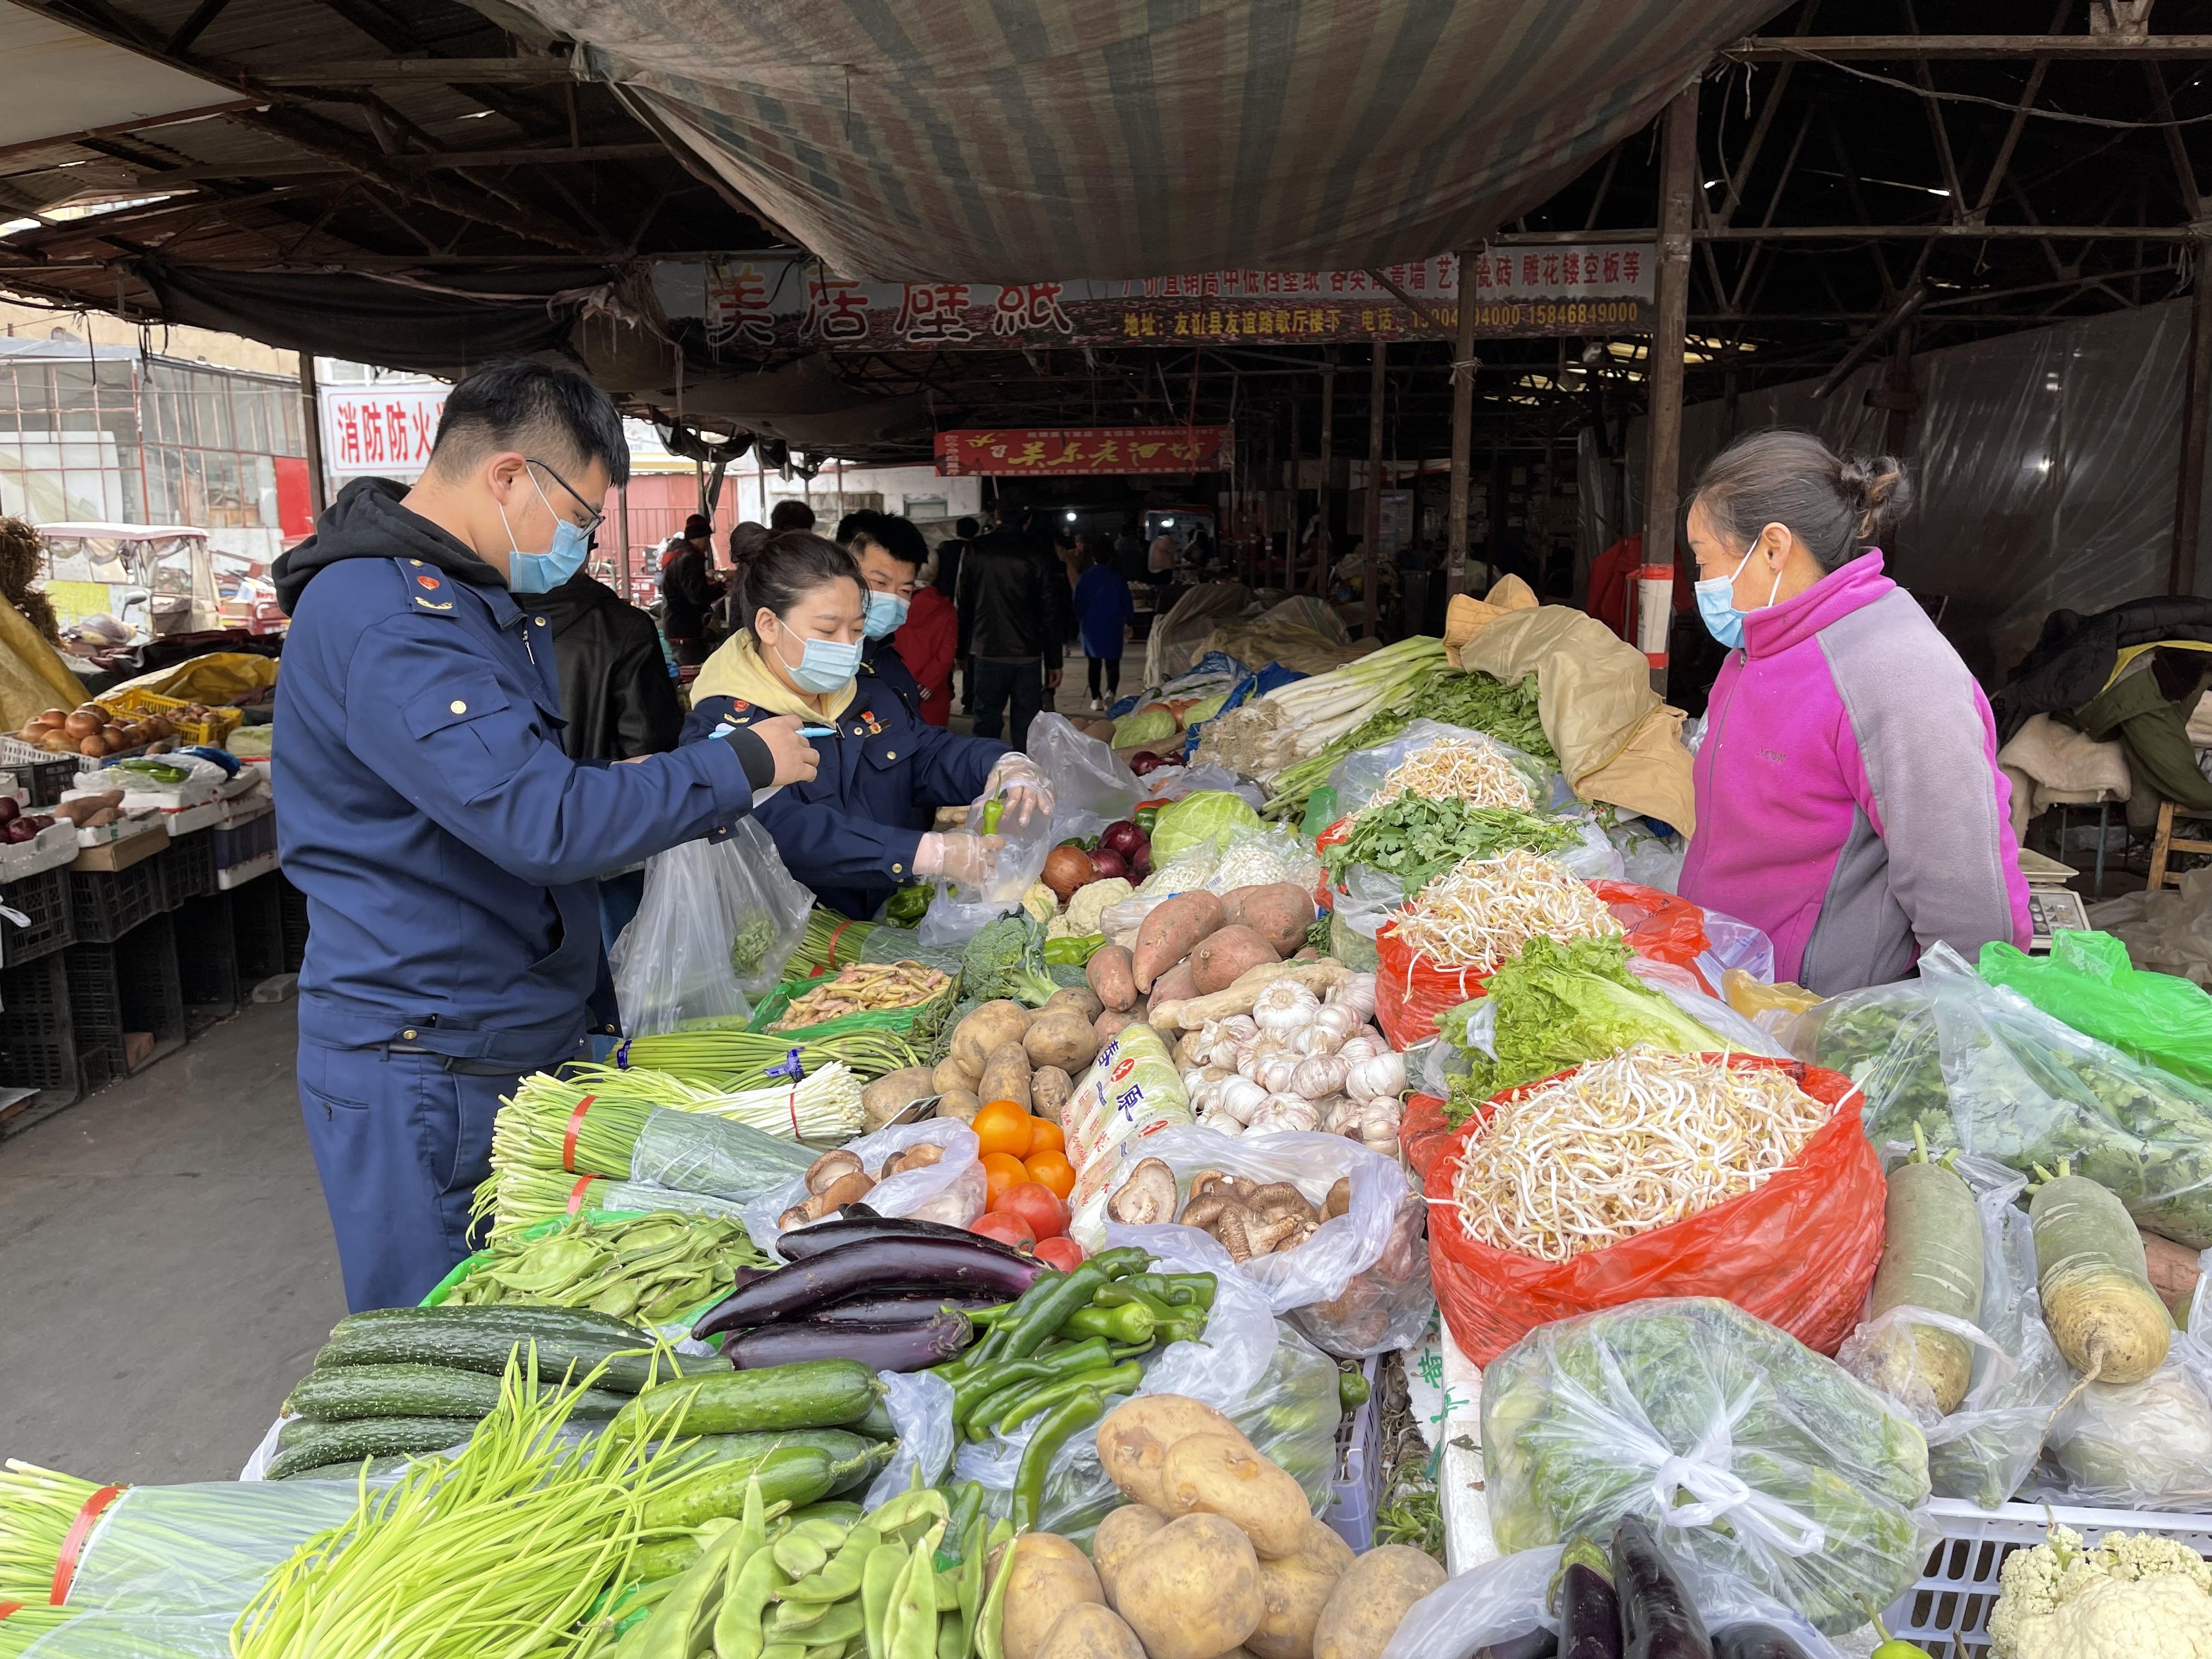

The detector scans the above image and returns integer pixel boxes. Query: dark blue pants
[297,1043,520,1312]
[970,658,1045,749]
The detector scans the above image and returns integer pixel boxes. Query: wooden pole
[1446,251,1479,599]
[1641,78,1701,693]
[1317,364,1335,596]
[1286,390,1301,592]
[2174,244,2212,596]
[298,354,326,515]
[1364,342,1386,633]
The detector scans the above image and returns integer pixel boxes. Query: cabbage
[1182,692,1229,727]
[1112,705,1179,747]
[1151,790,1262,862]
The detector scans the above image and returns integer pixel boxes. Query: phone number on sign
[1468,300,1647,330]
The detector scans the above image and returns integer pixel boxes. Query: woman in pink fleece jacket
[1678,431,2030,995]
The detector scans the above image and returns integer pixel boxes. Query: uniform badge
[417,575,439,589]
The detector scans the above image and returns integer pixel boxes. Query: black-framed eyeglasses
[527,456,607,536]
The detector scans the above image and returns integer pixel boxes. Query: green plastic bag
[1979,930,2212,1090]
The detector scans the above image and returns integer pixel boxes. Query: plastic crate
[213,808,275,868]
[157,830,217,907]
[1880,1497,2212,1657]
[69,857,168,944]
[1323,1353,1384,1554]
[10,755,78,809]
[279,872,309,973]
[1,865,75,966]
[230,869,285,983]
[66,913,186,1078]
[0,952,80,1096]
[173,891,239,1023]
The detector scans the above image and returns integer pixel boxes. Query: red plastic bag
[1399,1092,1454,1187]
[1594,881,1776,997]
[1423,1055,1883,1365]
[1374,921,1496,1049]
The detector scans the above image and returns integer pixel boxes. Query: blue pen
[799,725,836,737]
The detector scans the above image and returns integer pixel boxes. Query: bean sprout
[1389,849,1617,969]
[1371,738,1533,811]
[1450,1048,1831,1262]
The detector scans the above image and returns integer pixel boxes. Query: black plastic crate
[0,952,79,1094]
[19,757,77,809]
[157,831,216,907]
[174,891,239,1025]
[279,873,309,973]
[1,865,75,966]
[66,913,185,1078]
[69,857,167,945]
[230,868,285,984]
[213,809,275,868]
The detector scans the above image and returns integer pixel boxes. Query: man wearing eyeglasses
[272,360,820,1311]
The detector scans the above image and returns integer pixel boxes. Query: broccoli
[961,915,1061,1007]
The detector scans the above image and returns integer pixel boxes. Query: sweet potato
[1030,1066,1074,1125]
[979,1043,1034,1113]
[1151,961,1199,1008]
[2143,1227,2203,1322]
[1003,1534,1105,1659]
[1114,1514,1263,1659]
[952,1000,1033,1075]
[1088,945,1138,1012]
[1091,1503,1170,1608]
[1026,1010,1100,1073]
[1310,1547,1444,1659]
[1189,927,1280,996]
[1096,1007,1141,1042]
[1159,1432,1312,1558]
[1229,883,1316,958]
[1097,1394,1252,1510]
[1132,892,1226,994]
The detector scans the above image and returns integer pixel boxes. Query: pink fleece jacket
[1679,550,2031,994]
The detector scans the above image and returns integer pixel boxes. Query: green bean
[861,1541,906,1659]
[783,1522,882,1605]
[888,1538,941,1659]
[712,1547,787,1659]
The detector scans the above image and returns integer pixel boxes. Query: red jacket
[894,586,958,726]
[1584,534,1691,644]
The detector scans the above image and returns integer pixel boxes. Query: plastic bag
[627,1106,825,1203]
[1426,1057,1885,1365]
[1792,940,2212,1248]
[63,1481,362,1615]
[1615,826,1689,894]
[1592,879,1777,998]
[613,829,809,1033]
[1379,1539,1848,1659]
[864,1367,957,1508]
[1027,713,1140,844]
[1326,719,1551,817]
[2087,864,2212,987]
[1202,825,1323,897]
[916,784,1058,949]
[738,1119,985,1249]
[2041,1325,2212,1509]
[1623,958,1794,1059]
[1086,1126,1434,1357]
[22,1614,235,1658]
[1980,929,2212,1090]
[1482,1297,1935,1635]
[1063,1023,1194,1207]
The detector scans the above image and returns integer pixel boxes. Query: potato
[979,1042,1034,1111]
[1249,1539,1350,1659]
[1026,1009,1100,1073]
[1087,945,1138,1012]
[1037,1602,1147,1659]
[1045,985,1103,1023]
[1030,1066,1074,1124]
[1189,927,1280,996]
[935,1088,982,1124]
[1228,884,1316,958]
[1097,1395,1252,1509]
[1150,960,1199,1008]
[1003,1533,1104,1659]
[1309,1547,1446,1659]
[1095,1007,1140,1042]
[1091,1503,1170,1608]
[1132,891,1226,994]
[1160,1432,1311,1559]
[935,1055,983,1096]
[1115,1514,1263,1659]
[951,1000,1032,1075]
[861,1066,939,1131]
[2144,1227,2203,1321]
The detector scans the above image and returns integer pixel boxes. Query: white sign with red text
[319,384,447,479]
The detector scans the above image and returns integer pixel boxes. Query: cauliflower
[1020,882,1058,925]
[1989,1525,2212,1658]
[1058,877,1133,938]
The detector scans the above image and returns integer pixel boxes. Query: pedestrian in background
[1074,533,1133,712]
[956,499,1073,747]
[659,513,724,665]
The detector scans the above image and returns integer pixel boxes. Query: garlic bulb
[1202,1111,1246,1137]
[1323,1093,1362,1136]
[1252,979,1320,1036]
[1337,1036,1381,1068]
[1359,1097,1402,1152]
[1216,1076,1268,1124]
[1293,1023,1345,1057]
[1218,1014,1259,1046]
[1325,973,1378,1021]
[1313,1003,1358,1041]
[1256,1052,1301,1095]
[1181,1067,1209,1094]
[1346,1051,1407,1102]
[1291,1052,1350,1100]
[1247,1094,1322,1134]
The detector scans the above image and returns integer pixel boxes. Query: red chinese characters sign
[318,384,447,479]
[934,427,1232,477]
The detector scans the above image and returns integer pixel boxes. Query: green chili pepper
[953,1338,1109,1413]
[1088,1246,1152,1279]
[1095,1272,1214,1310]
[997,1265,1106,1360]
[1041,934,1104,966]
[885,884,933,927]
[994,1362,1141,1436]
[1108,1340,1155,1363]
[1338,1368,1372,1409]
[1059,1302,1155,1345]
[1012,1391,1106,1534]
[935,1483,983,1570]
[979,797,1005,836]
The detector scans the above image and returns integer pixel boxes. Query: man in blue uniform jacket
[273,360,818,1311]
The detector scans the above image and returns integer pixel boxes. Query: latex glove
[984,753,1053,829]
[916,832,999,890]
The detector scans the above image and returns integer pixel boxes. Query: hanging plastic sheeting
[1618,298,2212,687]
[526,0,1778,283]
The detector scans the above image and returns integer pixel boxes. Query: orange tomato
[1024,1150,1076,1200]
[980,1151,1030,1205]
[1025,1117,1065,1156]
[972,1101,1036,1159]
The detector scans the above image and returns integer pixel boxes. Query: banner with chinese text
[934,427,1232,477]
[653,249,1654,353]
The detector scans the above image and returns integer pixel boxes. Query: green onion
[0,1605,71,1657]
[616,1028,918,1087]
[0,1461,100,1604]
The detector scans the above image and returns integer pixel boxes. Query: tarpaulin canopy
[523,0,1781,282]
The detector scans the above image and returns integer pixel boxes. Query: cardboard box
[72,825,167,873]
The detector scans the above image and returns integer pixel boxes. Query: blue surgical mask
[775,628,864,693]
[862,590,910,639]
[1694,548,1779,651]
[501,473,590,593]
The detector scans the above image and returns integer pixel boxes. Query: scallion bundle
[0,1460,100,1602]
[0,1604,70,1656]
[614,1027,918,1087]
[788,909,878,975]
[1250,635,1447,773]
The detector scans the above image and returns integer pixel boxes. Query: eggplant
[723,1310,973,1372]
[1476,1633,1560,1659]
[1555,1537,1620,1659]
[802,1290,1008,1325]
[1711,1628,1817,1659]
[1612,1519,1711,1659]
[775,1212,1034,1265]
[695,1236,1046,1338]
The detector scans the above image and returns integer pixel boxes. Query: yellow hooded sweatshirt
[692,631,857,723]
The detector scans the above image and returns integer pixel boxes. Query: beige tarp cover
[1446,579,1696,834]
[106,651,279,706]
[0,606,93,735]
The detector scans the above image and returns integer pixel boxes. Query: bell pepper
[884,883,933,926]
[1133,804,1161,837]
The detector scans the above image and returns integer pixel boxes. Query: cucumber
[283,1363,631,1424]
[851,1399,897,1441]
[641,1445,839,1531]
[617,1361,881,1438]
[314,1306,716,1393]
[679,1430,878,1471]
[268,1455,412,1483]
[267,1416,479,1480]
[628,1537,704,1581]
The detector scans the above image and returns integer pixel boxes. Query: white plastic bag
[1088,1126,1434,1357]
[611,825,813,1034]
[1027,713,1140,843]
[1201,825,1323,897]
[1624,958,1795,1059]
[864,1367,957,1508]
[2041,1323,2212,1510]
[916,783,1057,949]
[738,1119,985,1250]
[1326,719,1551,816]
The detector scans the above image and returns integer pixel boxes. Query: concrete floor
[0,1001,346,1483]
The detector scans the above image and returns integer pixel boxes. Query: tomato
[1025,1117,1065,1157]
[1032,1235,1086,1272]
[980,1151,1030,1205]
[993,1180,1068,1241]
[970,1210,1035,1249]
[1023,1149,1076,1201]
[972,1101,1036,1160]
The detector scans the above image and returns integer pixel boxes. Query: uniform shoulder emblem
[397,559,456,613]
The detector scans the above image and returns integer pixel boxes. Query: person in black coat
[955,500,1076,748]
[660,514,725,664]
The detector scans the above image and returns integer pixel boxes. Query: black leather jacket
[533,571,684,760]
[955,528,1073,666]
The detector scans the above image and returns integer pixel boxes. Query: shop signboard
[318,384,447,479]
[654,249,1654,353]
[934,426,1233,477]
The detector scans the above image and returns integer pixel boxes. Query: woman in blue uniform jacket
[681,531,1047,918]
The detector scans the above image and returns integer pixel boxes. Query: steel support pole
[1641,80,1700,695]
[2172,244,2212,596]
[1317,366,1335,595]
[1365,342,1385,633]
[1447,252,1478,599]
